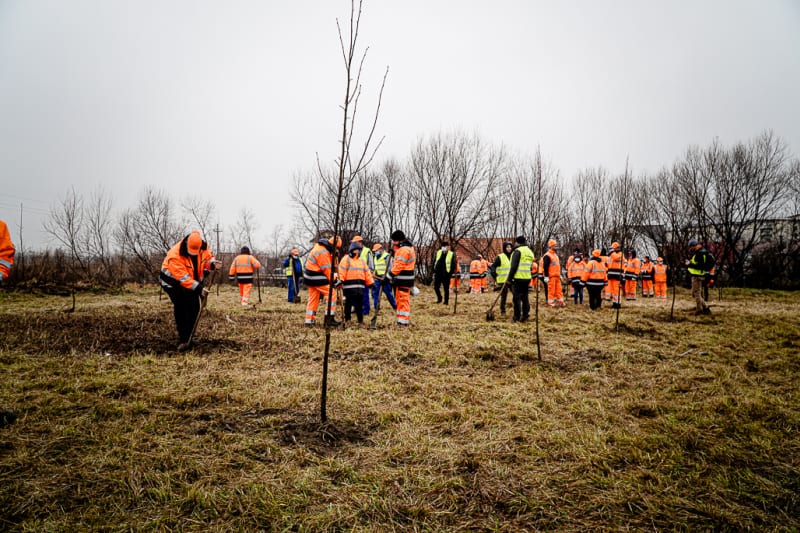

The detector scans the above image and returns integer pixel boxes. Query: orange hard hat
[351,235,363,243]
[328,236,342,248]
[611,241,620,250]
[371,243,383,252]
[592,249,601,258]
[187,231,203,256]
[547,239,557,248]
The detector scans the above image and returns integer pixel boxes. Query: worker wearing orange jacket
[543,239,565,307]
[581,249,608,310]
[0,220,15,283]
[653,257,669,300]
[600,249,611,300]
[606,242,623,308]
[639,255,654,297]
[469,255,484,294]
[339,241,375,324]
[450,258,462,292]
[160,231,219,350]
[228,246,261,306]
[479,254,490,292]
[623,249,641,300]
[303,236,342,326]
[388,230,416,326]
[567,253,587,305]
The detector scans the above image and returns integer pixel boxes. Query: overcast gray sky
[1,0,798,251]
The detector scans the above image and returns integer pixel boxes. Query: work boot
[324,316,342,327]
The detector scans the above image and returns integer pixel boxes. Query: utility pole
[214,223,222,296]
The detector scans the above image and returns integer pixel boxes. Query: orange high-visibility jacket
[391,243,417,287]
[607,251,623,280]
[624,257,641,279]
[160,235,215,291]
[653,263,668,283]
[0,220,15,280]
[567,260,586,282]
[639,260,654,281]
[304,242,335,287]
[469,259,485,279]
[581,258,608,287]
[544,249,560,277]
[228,254,261,284]
[338,254,374,290]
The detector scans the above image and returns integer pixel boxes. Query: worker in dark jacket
[505,236,535,323]
[686,238,715,315]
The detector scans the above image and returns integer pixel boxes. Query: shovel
[485,283,506,321]
[184,268,218,349]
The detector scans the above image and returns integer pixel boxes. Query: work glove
[543,277,549,284]
[193,283,205,297]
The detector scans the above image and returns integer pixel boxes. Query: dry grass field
[1,284,798,531]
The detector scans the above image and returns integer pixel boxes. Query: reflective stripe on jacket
[160,235,215,291]
[390,243,417,287]
[513,246,534,280]
[653,263,668,282]
[374,251,389,277]
[229,254,261,283]
[304,243,334,286]
[607,251,623,280]
[495,253,511,284]
[339,255,374,290]
[624,257,641,280]
[581,258,608,287]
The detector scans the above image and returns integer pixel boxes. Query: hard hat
[351,235,363,243]
[592,249,601,258]
[328,236,343,248]
[372,243,383,252]
[611,241,620,250]
[187,231,203,256]
[547,239,557,248]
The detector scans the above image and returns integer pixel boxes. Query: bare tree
[568,166,612,251]
[410,130,507,254]
[320,0,388,423]
[675,131,792,285]
[44,187,87,270]
[84,187,114,282]
[115,187,184,280]
[181,195,216,238]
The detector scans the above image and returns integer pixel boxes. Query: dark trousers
[433,273,451,304]
[499,283,510,313]
[572,281,584,304]
[512,279,530,320]
[164,285,201,343]
[587,285,603,310]
[344,288,365,323]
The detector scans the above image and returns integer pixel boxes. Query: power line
[0,192,50,205]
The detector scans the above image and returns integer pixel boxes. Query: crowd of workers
[0,217,716,350]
